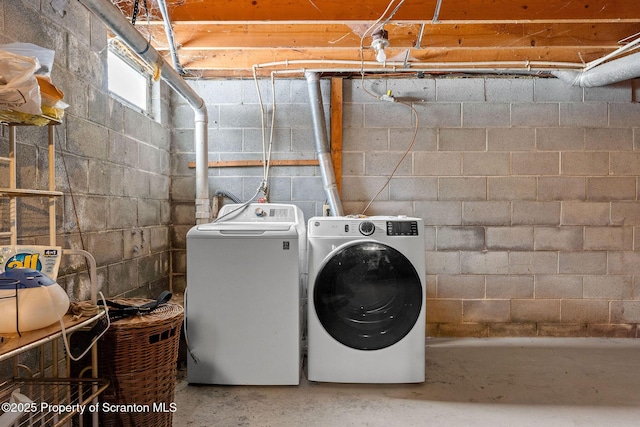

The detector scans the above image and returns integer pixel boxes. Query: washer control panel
[216,203,299,222]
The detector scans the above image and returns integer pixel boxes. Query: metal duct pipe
[305,72,343,217]
[157,0,184,75]
[552,51,640,87]
[78,0,210,223]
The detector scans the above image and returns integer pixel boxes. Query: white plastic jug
[0,268,69,334]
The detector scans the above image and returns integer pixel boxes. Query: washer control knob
[255,207,266,217]
[359,221,375,236]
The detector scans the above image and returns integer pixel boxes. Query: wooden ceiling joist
[140,22,639,51]
[119,0,640,23]
[112,0,640,77]
[174,46,612,72]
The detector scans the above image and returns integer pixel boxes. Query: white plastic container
[0,268,69,334]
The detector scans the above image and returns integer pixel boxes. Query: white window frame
[107,40,152,114]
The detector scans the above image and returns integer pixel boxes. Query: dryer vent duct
[305,72,344,217]
[552,51,640,87]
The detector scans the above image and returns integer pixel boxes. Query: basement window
[107,39,151,113]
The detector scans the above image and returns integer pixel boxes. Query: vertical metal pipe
[305,72,344,216]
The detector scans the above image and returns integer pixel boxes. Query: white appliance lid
[196,222,294,232]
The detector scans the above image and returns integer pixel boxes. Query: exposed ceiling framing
[110,0,640,78]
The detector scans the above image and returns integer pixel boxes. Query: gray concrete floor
[172,338,640,426]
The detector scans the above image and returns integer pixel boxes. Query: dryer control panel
[309,216,421,237]
[386,220,419,236]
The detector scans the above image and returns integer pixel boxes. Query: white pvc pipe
[78,0,210,223]
[194,109,209,222]
[253,59,585,71]
[584,37,640,72]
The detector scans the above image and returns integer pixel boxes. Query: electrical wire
[53,291,111,362]
[55,126,98,305]
[358,0,407,99]
[56,128,88,262]
[53,129,112,360]
[360,101,419,216]
[584,32,640,71]
[263,72,278,187]
[209,64,277,219]
[354,0,419,215]
[360,0,404,48]
[379,0,407,28]
[211,66,278,220]
[212,184,264,223]
[213,189,242,204]
[251,65,277,202]
[182,286,199,363]
[252,65,269,194]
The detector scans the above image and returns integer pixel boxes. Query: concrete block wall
[341,76,640,338]
[2,1,172,300]
[173,74,640,337]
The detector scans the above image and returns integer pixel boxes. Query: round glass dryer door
[314,241,422,351]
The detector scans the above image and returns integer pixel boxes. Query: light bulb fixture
[371,28,389,64]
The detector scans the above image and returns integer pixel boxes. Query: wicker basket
[97,298,183,427]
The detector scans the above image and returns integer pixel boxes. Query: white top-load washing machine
[307,216,425,383]
[186,203,305,385]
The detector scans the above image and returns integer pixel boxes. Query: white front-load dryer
[307,216,425,383]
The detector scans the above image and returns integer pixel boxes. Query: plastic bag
[0,50,42,115]
[0,389,35,425]
[0,42,55,76]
